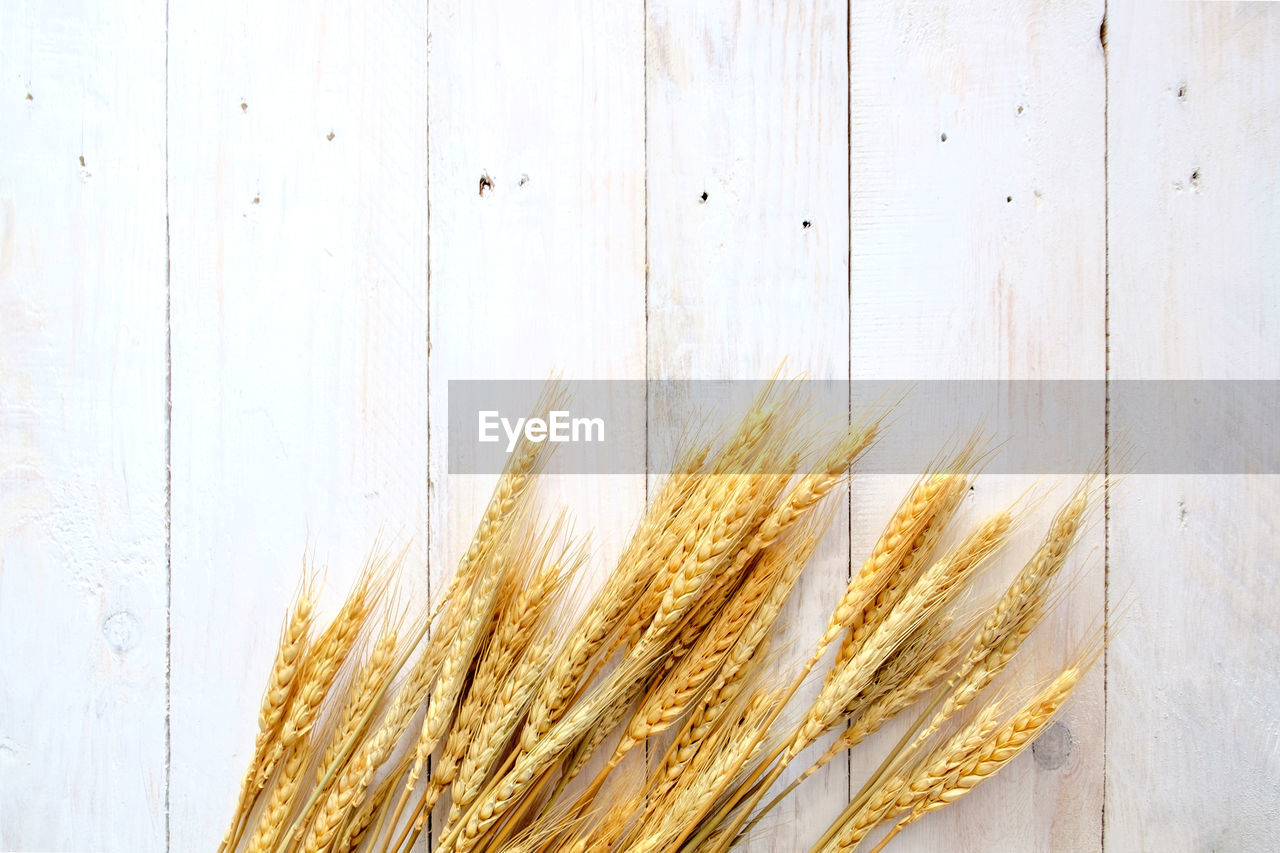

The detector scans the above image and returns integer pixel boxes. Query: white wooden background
[1,0,1277,851]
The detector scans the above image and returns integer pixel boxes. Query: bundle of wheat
[218,383,1098,853]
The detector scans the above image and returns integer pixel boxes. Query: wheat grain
[861,667,1083,853]
[832,472,969,674]
[651,509,827,804]
[830,702,1006,852]
[244,739,309,853]
[222,579,316,852]
[314,629,398,789]
[915,486,1090,748]
[628,690,774,853]
[278,562,383,754]
[447,627,557,831]
[790,515,999,762]
[618,516,825,775]
[519,450,707,760]
[385,523,519,849]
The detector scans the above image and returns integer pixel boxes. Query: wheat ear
[244,736,309,853]
[826,701,1006,852]
[398,539,570,847]
[249,563,382,853]
[619,510,828,788]
[382,524,516,849]
[446,625,557,833]
[698,516,1000,853]
[629,690,775,853]
[277,561,382,755]
[650,506,826,802]
[519,451,707,760]
[791,511,1005,761]
[313,629,398,789]
[914,484,1090,749]
[749,609,970,831]
[858,667,1083,853]
[833,472,969,674]
[223,579,316,852]
[440,651,660,853]
[669,422,872,675]
[807,472,957,686]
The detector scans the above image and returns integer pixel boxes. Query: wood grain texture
[1106,3,1280,851]
[166,0,429,847]
[848,2,1106,851]
[3,0,1280,849]
[424,0,647,835]
[0,0,168,849]
[645,1,852,848]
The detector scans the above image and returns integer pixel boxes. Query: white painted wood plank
[0,1,168,849]
[645,2,852,848]
[1106,3,1280,851]
[424,0,647,836]
[848,2,1106,851]
[166,0,430,847]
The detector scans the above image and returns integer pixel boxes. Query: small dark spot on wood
[479,173,495,196]
[939,132,948,142]
[1190,169,1200,184]
[326,131,336,141]
[252,195,260,205]
[1032,721,1073,770]
[518,174,529,187]
[699,191,709,203]
[1099,16,1108,48]
[79,155,86,167]
[1016,104,1025,116]
[802,220,811,229]
[25,92,33,101]
[241,101,248,112]
[1006,195,1013,203]
[1177,83,1187,100]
